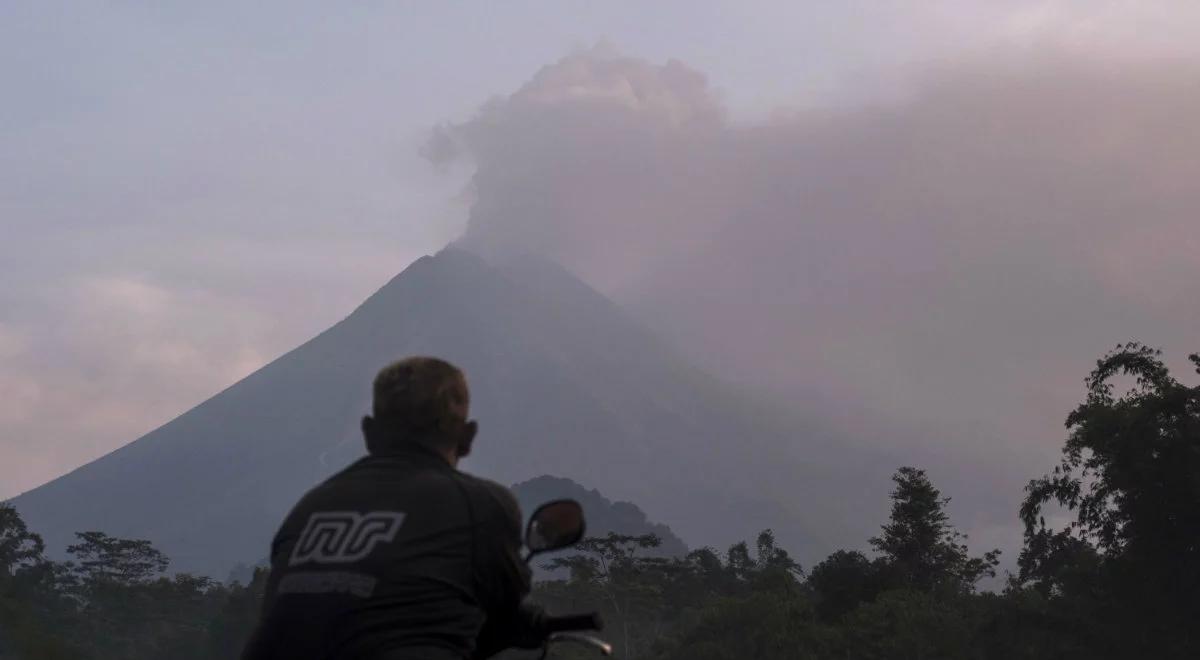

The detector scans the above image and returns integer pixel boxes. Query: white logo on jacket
[288,511,406,566]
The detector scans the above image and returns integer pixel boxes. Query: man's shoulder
[281,458,395,516]
[454,471,517,503]
[453,472,522,522]
[303,456,370,490]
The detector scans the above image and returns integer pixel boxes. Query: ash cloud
[434,47,1200,532]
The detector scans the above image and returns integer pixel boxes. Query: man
[242,357,544,660]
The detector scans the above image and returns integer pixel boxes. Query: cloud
[0,1,461,499]
[0,275,273,498]
[434,47,1200,534]
[0,223,441,501]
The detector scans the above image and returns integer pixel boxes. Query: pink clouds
[0,276,270,497]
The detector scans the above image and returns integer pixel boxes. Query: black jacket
[241,446,542,660]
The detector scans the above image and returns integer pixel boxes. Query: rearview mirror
[525,499,585,556]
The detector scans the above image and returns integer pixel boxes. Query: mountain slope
[11,248,885,576]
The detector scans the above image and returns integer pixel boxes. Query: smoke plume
[433,47,1200,540]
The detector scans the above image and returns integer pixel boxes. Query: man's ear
[456,420,478,459]
[361,415,378,453]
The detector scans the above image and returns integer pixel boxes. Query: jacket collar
[366,440,455,469]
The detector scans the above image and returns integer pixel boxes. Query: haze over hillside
[11,248,885,577]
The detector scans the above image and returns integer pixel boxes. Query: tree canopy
[1017,343,1200,657]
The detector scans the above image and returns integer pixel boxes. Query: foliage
[807,550,882,622]
[66,531,170,586]
[1017,343,1200,657]
[539,533,679,658]
[0,503,45,580]
[0,507,265,660]
[870,466,1001,595]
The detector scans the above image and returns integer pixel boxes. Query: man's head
[361,356,477,464]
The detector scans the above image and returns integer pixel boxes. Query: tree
[807,550,883,622]
[1019,343,1200,656]
[207,567,269,658]
[1011,527,1101,599]
[0,503,71,659]
[66,531,169,586]
[0,502,46,580]
[870,467,999,593]
[599,532,816,660]
[540,533,669,659]
[536,530,806,660]
[837,588,975,660]
[659,585,827,660]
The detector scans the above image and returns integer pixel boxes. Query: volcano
[11,248,885,577]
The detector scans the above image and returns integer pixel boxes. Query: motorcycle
[521,499,613,659]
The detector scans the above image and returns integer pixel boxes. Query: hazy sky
[3,1,1200,504]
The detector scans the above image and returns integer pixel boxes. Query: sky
[3,0,1200,524]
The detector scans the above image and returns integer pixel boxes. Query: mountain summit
[12,248,878,576]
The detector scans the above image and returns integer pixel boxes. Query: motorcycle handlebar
[542,612,604,634]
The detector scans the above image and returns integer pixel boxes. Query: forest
[2,344,1197,659]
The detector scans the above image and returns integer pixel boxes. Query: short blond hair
[372,357,470,433]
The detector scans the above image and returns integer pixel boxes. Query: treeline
[528,344,1200,659]
[0,515,267,659]
[2,344,1197,659]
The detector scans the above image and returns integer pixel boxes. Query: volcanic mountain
[11,248,885,577]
